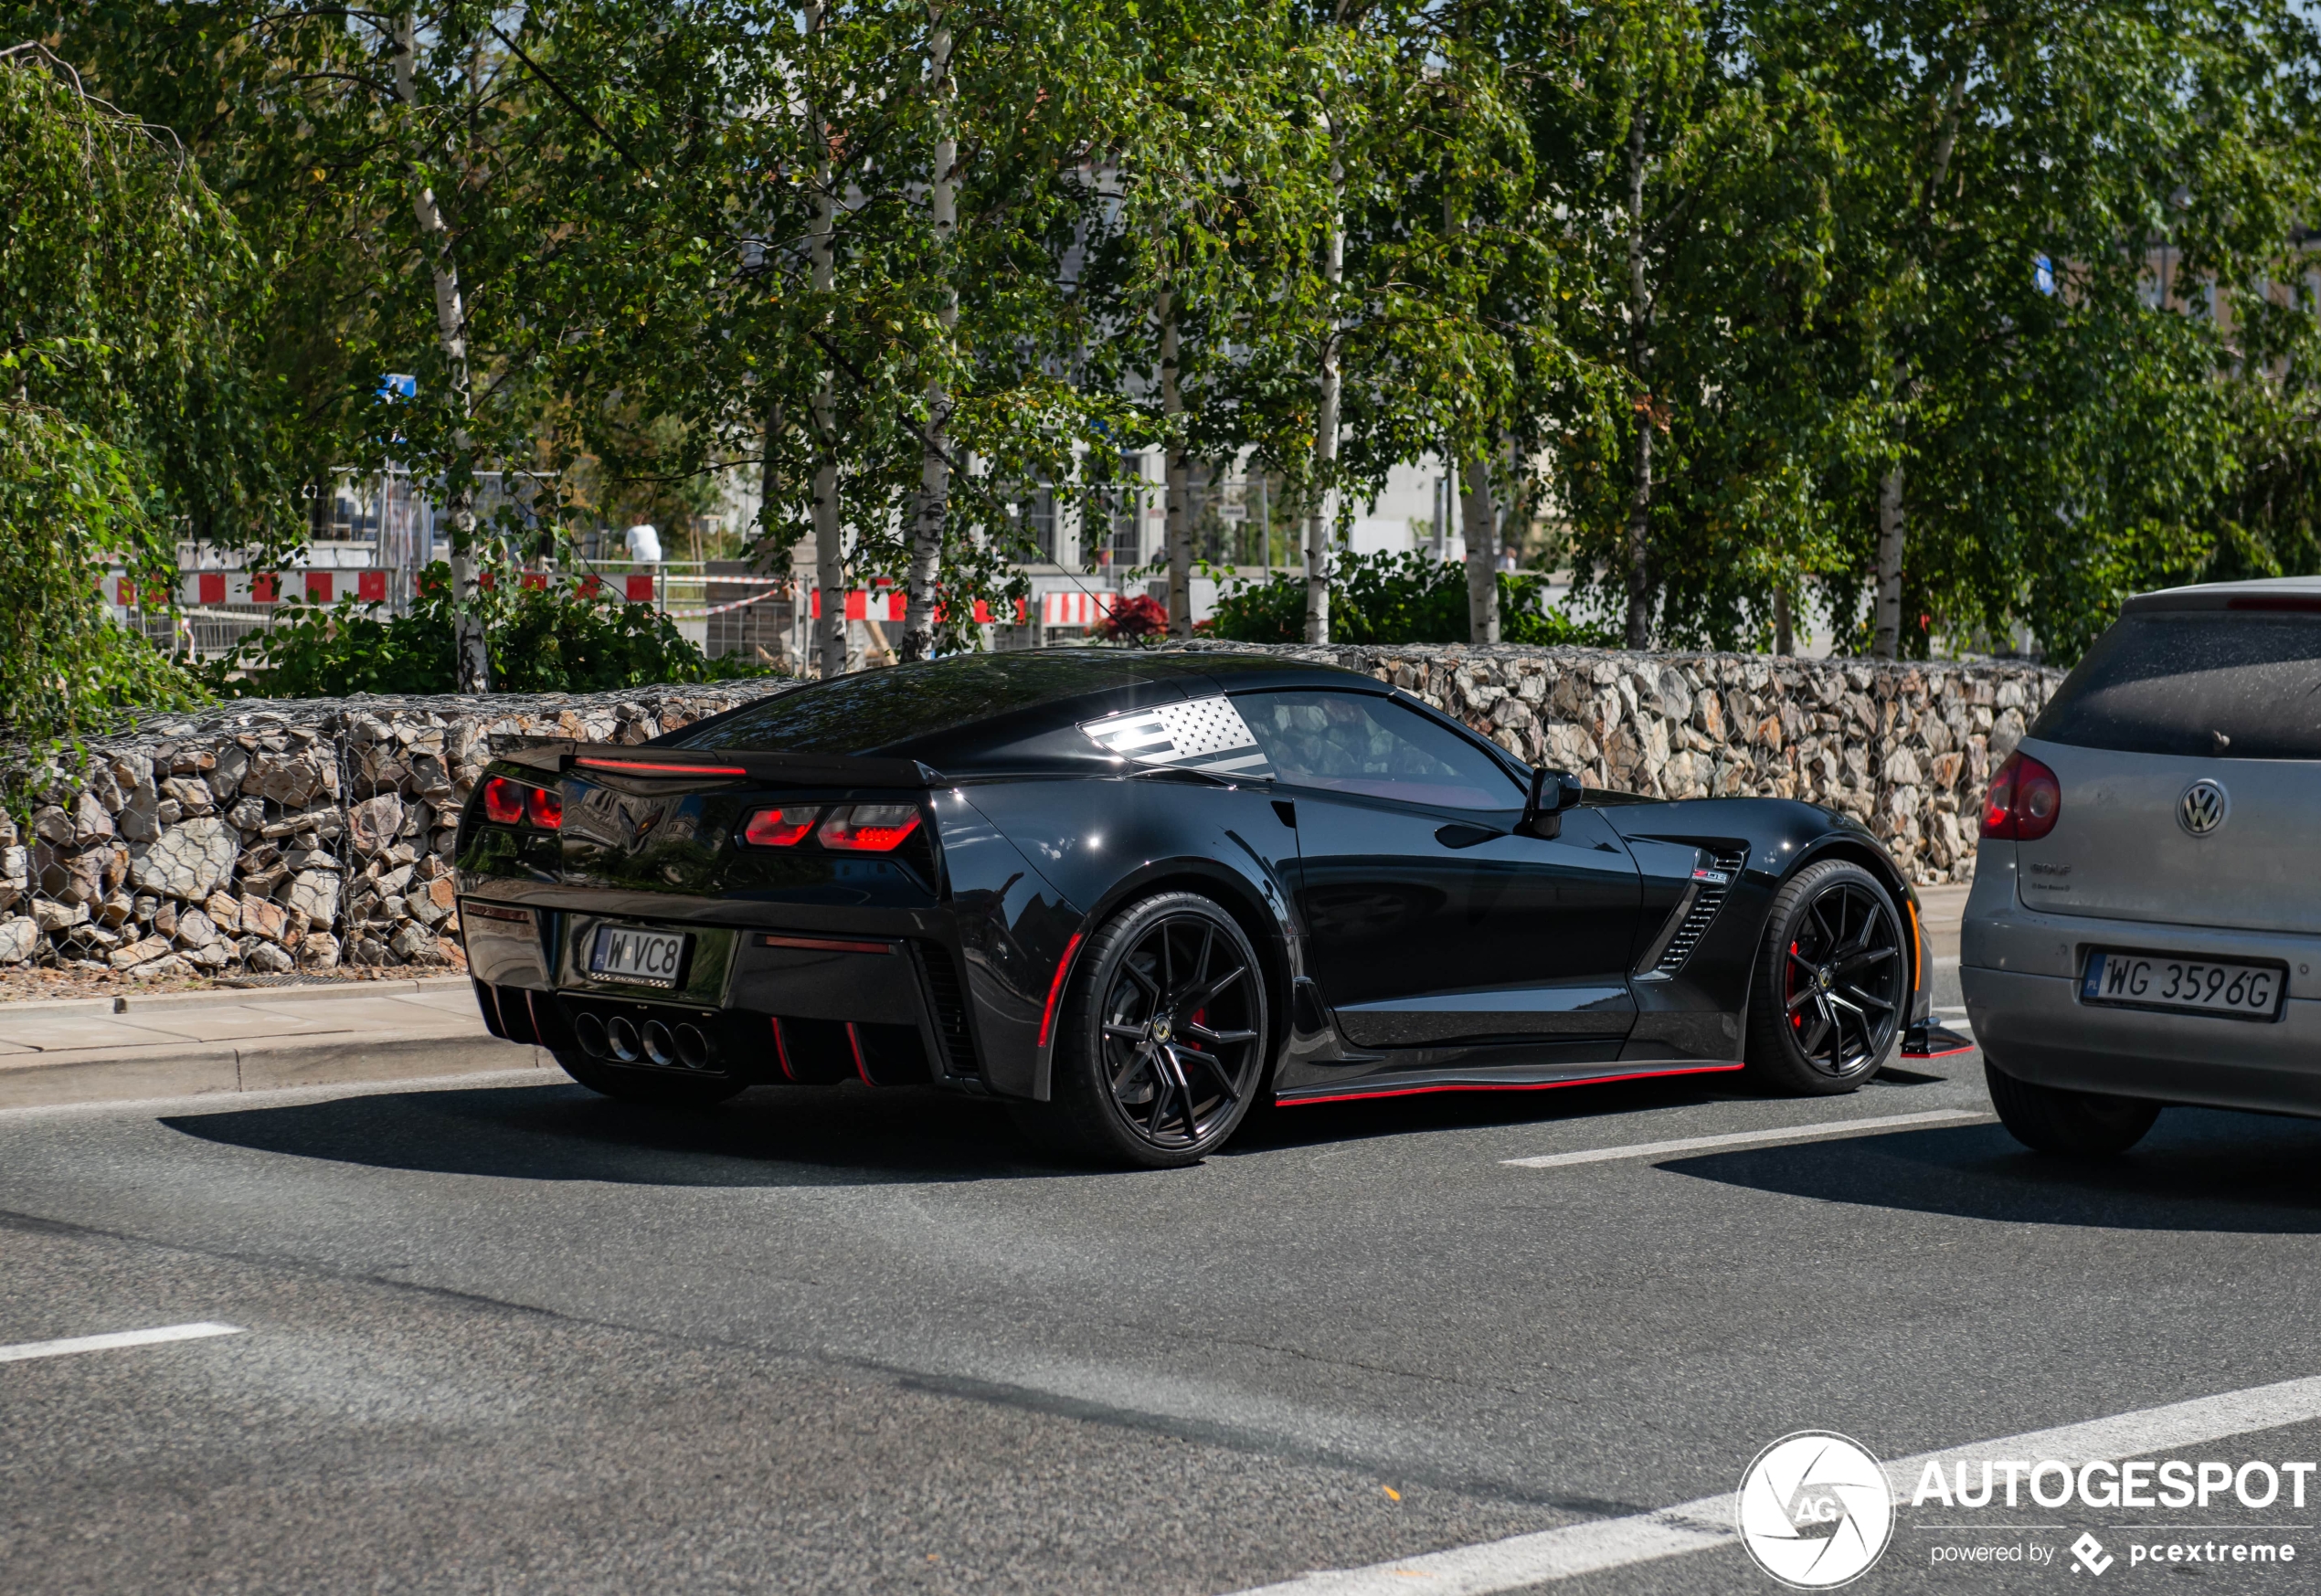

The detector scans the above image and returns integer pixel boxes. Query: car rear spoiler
[2125,582,2321,614]
[491,739,938,788]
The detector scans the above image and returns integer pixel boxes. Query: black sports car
[456,650,1935,1167]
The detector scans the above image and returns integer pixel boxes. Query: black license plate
[588,925,688,988]
[2081,950,2284,1020]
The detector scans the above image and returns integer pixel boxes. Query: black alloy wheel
[1745,859,1906,1094]
[1019,892,1270,1168]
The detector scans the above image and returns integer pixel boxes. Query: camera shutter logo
[1736,1432,1895,1588]
[2178,778,2229,836]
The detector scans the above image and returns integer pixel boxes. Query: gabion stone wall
[1,646,2061,977]
[0,683,789,977]
[1170,642,2061,885]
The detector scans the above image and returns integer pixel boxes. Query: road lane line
[1229,1371,2321,1594]
[0,1322,244,1365]
[1500,1108,1987,1169]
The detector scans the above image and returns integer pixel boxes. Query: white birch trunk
[1873,465,1905,658]
[1871,78,1966,661]
[1621,112,1654,653]
[1304,134,1343,645]
[903,8,954,664]
[807,1,846,679]
[1160,290,1192,636]
[392,16,489,692]
[1458,456,1498,643]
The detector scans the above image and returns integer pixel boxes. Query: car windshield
[664,654,1157,755]
[2031,612,2321,759]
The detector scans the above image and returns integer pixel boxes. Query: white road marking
[1500,1108,1988,1169]
[0,1321,245,1365]
[1230,1371,2321,1594]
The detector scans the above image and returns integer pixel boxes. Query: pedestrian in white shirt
[623,522,662,565]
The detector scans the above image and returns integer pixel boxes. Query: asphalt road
[7,1037,2321,1594]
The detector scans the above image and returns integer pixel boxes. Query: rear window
[662,654,1155,755]
[2031,613,2321,759]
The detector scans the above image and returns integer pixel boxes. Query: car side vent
[1653,847,1750,975]
[915,944,981,1079]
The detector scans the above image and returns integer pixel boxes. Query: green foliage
[1,47,258,793]
[204,565,780,699]
[20,0,2321,684]
[0,396,208,777]
[1207,551,1608,647]
[0,44,292,554]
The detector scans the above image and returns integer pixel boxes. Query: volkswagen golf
[1963,576,2321,1154]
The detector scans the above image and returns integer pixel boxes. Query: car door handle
[1435,822,1505,850]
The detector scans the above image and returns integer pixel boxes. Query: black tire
[1012,891,1270,1169]
[555,1051,747,1109]
[1744,858,1908,1095]
[1985,1059,2160,1157]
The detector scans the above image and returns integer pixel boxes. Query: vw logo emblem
[2178,778,2229,836]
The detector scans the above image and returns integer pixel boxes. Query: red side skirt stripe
[1276,1061,1745,1108]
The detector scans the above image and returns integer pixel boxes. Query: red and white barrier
[105,568,1132,632]
[1043,590,1119,627]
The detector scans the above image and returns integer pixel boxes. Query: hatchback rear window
[666,654,1155,755]
[2030,613,2321,759]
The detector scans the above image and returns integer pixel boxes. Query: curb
[0,1032,553,1113]
[0,975,475,1019]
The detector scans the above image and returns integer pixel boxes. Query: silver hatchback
[1963,576,2321,1155]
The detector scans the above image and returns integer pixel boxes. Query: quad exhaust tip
[642,1020,677,1067]
[573,1009,714,1071]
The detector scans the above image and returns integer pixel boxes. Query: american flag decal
[1080,695,1274,779]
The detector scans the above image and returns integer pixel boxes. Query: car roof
[2124,576,2321,614]
[658,648,1390,762]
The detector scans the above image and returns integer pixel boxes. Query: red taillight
[482,777,525,825]
[743,805,820,847]
[482,774,560,829]
[1979,749,2061,840]
[816,804,922,852]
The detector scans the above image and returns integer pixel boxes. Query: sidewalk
[0,978,547,1111]
[1917,881,1969,1009]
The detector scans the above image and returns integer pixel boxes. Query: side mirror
[1521,767,1584,838]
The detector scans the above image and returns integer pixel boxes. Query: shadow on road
[158,1059,1984,1190]
[1224,1062,1950,1157]
[160,1082,1056,1188]
[1665,1107,2321,1233]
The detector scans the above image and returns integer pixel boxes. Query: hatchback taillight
[817,804,922,852]
[1979,749,2061,840]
